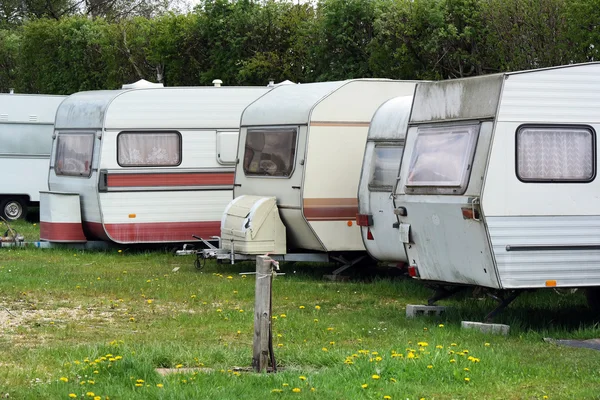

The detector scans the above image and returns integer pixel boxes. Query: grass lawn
[1,220,600,399]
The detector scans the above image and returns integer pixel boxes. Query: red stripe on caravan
[40,221,87,243]
[303,198,359,221]
[107,173,235,188]
[91,221,222,244]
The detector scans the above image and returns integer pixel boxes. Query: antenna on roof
[213,79,223,88]
[267,78,275,88]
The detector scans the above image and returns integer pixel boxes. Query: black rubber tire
[0,198,28,221]
[586,287,600,312]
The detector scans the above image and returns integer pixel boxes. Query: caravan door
[394,121,500,288]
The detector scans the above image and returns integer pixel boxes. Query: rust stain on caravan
[107,172,234,188]
[310,121,370,127]
[303,198,358,221]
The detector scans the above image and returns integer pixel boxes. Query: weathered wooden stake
[252,255,272,373]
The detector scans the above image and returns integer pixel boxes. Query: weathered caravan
[356,95,414,263]
[393,63,600,306]
[0,93,66,220]
[213,79,417,267]
[41,85,270,244]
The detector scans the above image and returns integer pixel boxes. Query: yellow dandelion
[115,356,122,360]
[384,396,392,400]
[450,359,456,363]
[190,295,196,299]
[135,383,142,387]
[93,370,99,374]
[280,314,286,318]
[292,388,301,393]
[423,327,428,331]
[327,327,334,331]
[146,280,151,283]
[157,383,164,388]
[299,376,307,381]
[69,394,77,398]
[86,393,95,397]
[147,299,153,304]
[427,365,433,369]
[94,397,101,400]
[60,377,69,382]
[484,342,490,347]
[314,319,319,322]
[451,343,457,347]
[361,384,368,389]
[216,309,222,313]
[282,383,289,387]
[233,290,238,294]
[175,364,183,368]
[438,324,444,328]
[277,344,283,348]
[299,306,305,309]
[542,396,548,399]
[417,342,428,347]
[242,275,247,278]
[436,345,443,349]
[310,388,316,392]
[227,276,233,279]
[372,374,380,380]
[136,379,144,383]
[239,309,244,313]
[407,352,415,359]
[321,347,328,352]
[315,305,321,310]
[464,377,470,383]
[271,389,283,393]
[390,378,397,383]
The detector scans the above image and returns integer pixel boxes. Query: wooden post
[252,255,272,372]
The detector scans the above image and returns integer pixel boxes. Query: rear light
[461,207,480,220]
[356,213,373,227]
[367,228,374,240]
[408,265,420,278]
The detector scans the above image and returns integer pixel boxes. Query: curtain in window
[517,128,593,181]
[118,133,180,166]
[55,133,94,176]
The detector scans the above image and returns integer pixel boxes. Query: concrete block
[406,304,448,318]
[461,321,510,335]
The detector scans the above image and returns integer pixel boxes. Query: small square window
[406,124,479,193]
[117,132,181,167]
[369,144,403,191]
[243,127,297,177]
[516,126,595,182]
[55,132,95,177]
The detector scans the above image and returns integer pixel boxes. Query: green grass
[0,221,600,399]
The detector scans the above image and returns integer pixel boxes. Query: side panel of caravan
[0,94,66,220]
[482,64,600,288]
[304,81,417,252]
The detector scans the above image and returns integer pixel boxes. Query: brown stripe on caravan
[310,121,371,127]
[107,172,234,188]
[303,198,358,221]
[40,221,87,243]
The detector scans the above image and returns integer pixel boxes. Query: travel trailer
[205,79,418,268]
[356,95,414,264]
[40,85,270,244]
[0,93,66,220]
[392,63,600,308]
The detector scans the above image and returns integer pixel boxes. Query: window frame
[116,130,182,168]
[54,131,96,178]
[404,123,480,195]
[515,124,596,184]
[368,141,404,192]
[242,126,299,179]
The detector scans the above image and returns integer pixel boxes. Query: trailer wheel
[1,198,27,221]
[586,287,600,311]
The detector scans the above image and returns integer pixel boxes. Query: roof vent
[9,88,14,94]
[212,79,223,88]
[121,79,164,89]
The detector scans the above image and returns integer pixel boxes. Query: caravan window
[369,144,403,191]
[55,132,95,177]
[117,132,181,167]
[243,127,297,177]
[406,124,479,192]
[516,126,595,182]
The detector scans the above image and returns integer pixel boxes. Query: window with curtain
[516,126,595,182]
[117,132,181,167]
[55,132,95,177]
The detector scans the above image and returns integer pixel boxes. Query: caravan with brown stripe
[40,82,271,244]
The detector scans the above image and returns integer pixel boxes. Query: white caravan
[356,95,414,264]
[40,86,270,244]
[0,93,66,220]
[211,80,417,267]
[393,63,600,308]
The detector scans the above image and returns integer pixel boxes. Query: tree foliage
[1,0,599,94]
